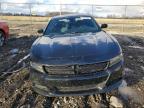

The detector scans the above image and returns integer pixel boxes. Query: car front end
[30,15,124,97]
[30,53,123,96]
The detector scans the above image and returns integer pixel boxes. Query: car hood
[31,31,121,65]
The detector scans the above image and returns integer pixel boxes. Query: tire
[0,31,5,47]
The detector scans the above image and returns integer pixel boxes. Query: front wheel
[0,31,5,47]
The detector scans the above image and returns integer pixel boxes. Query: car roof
[52,14,94,19]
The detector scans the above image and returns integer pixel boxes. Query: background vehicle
[30,14,124,97]
[0,21,9,46]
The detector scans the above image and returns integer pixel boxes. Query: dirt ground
[0,29,144,108]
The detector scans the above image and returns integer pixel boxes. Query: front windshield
[44,16,101,36]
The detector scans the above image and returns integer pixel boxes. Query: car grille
[44,62,108,75]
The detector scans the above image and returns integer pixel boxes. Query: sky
[1,0,144,17]
[1,0,144,5]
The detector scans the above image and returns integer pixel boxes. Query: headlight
[109,53,123,67]
[30,62,44,73]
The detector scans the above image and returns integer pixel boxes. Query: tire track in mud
[0,73,12,83]
[43,97,56,108]
[0,69,54,108]
[0,69,30,107]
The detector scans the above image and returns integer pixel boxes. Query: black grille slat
[44,62,108,75]
[47,66,72,70]
[78,62,108,74]
[44,65,74,75]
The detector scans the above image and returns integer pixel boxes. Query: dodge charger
[30,14,124,96]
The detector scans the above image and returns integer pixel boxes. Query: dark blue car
[30,14,124,96]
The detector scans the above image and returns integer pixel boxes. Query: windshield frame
[43,15,102,37]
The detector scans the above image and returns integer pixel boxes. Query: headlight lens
[109,53,123,67]
[30,62,44,73]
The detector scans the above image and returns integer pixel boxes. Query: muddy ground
[0,32,144,108]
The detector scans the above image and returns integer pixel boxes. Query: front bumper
[30,61,123,97]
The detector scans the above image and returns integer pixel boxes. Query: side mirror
[101,24,108,28]
[37,29,44,34]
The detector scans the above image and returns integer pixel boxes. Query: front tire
[0,31,5,47]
